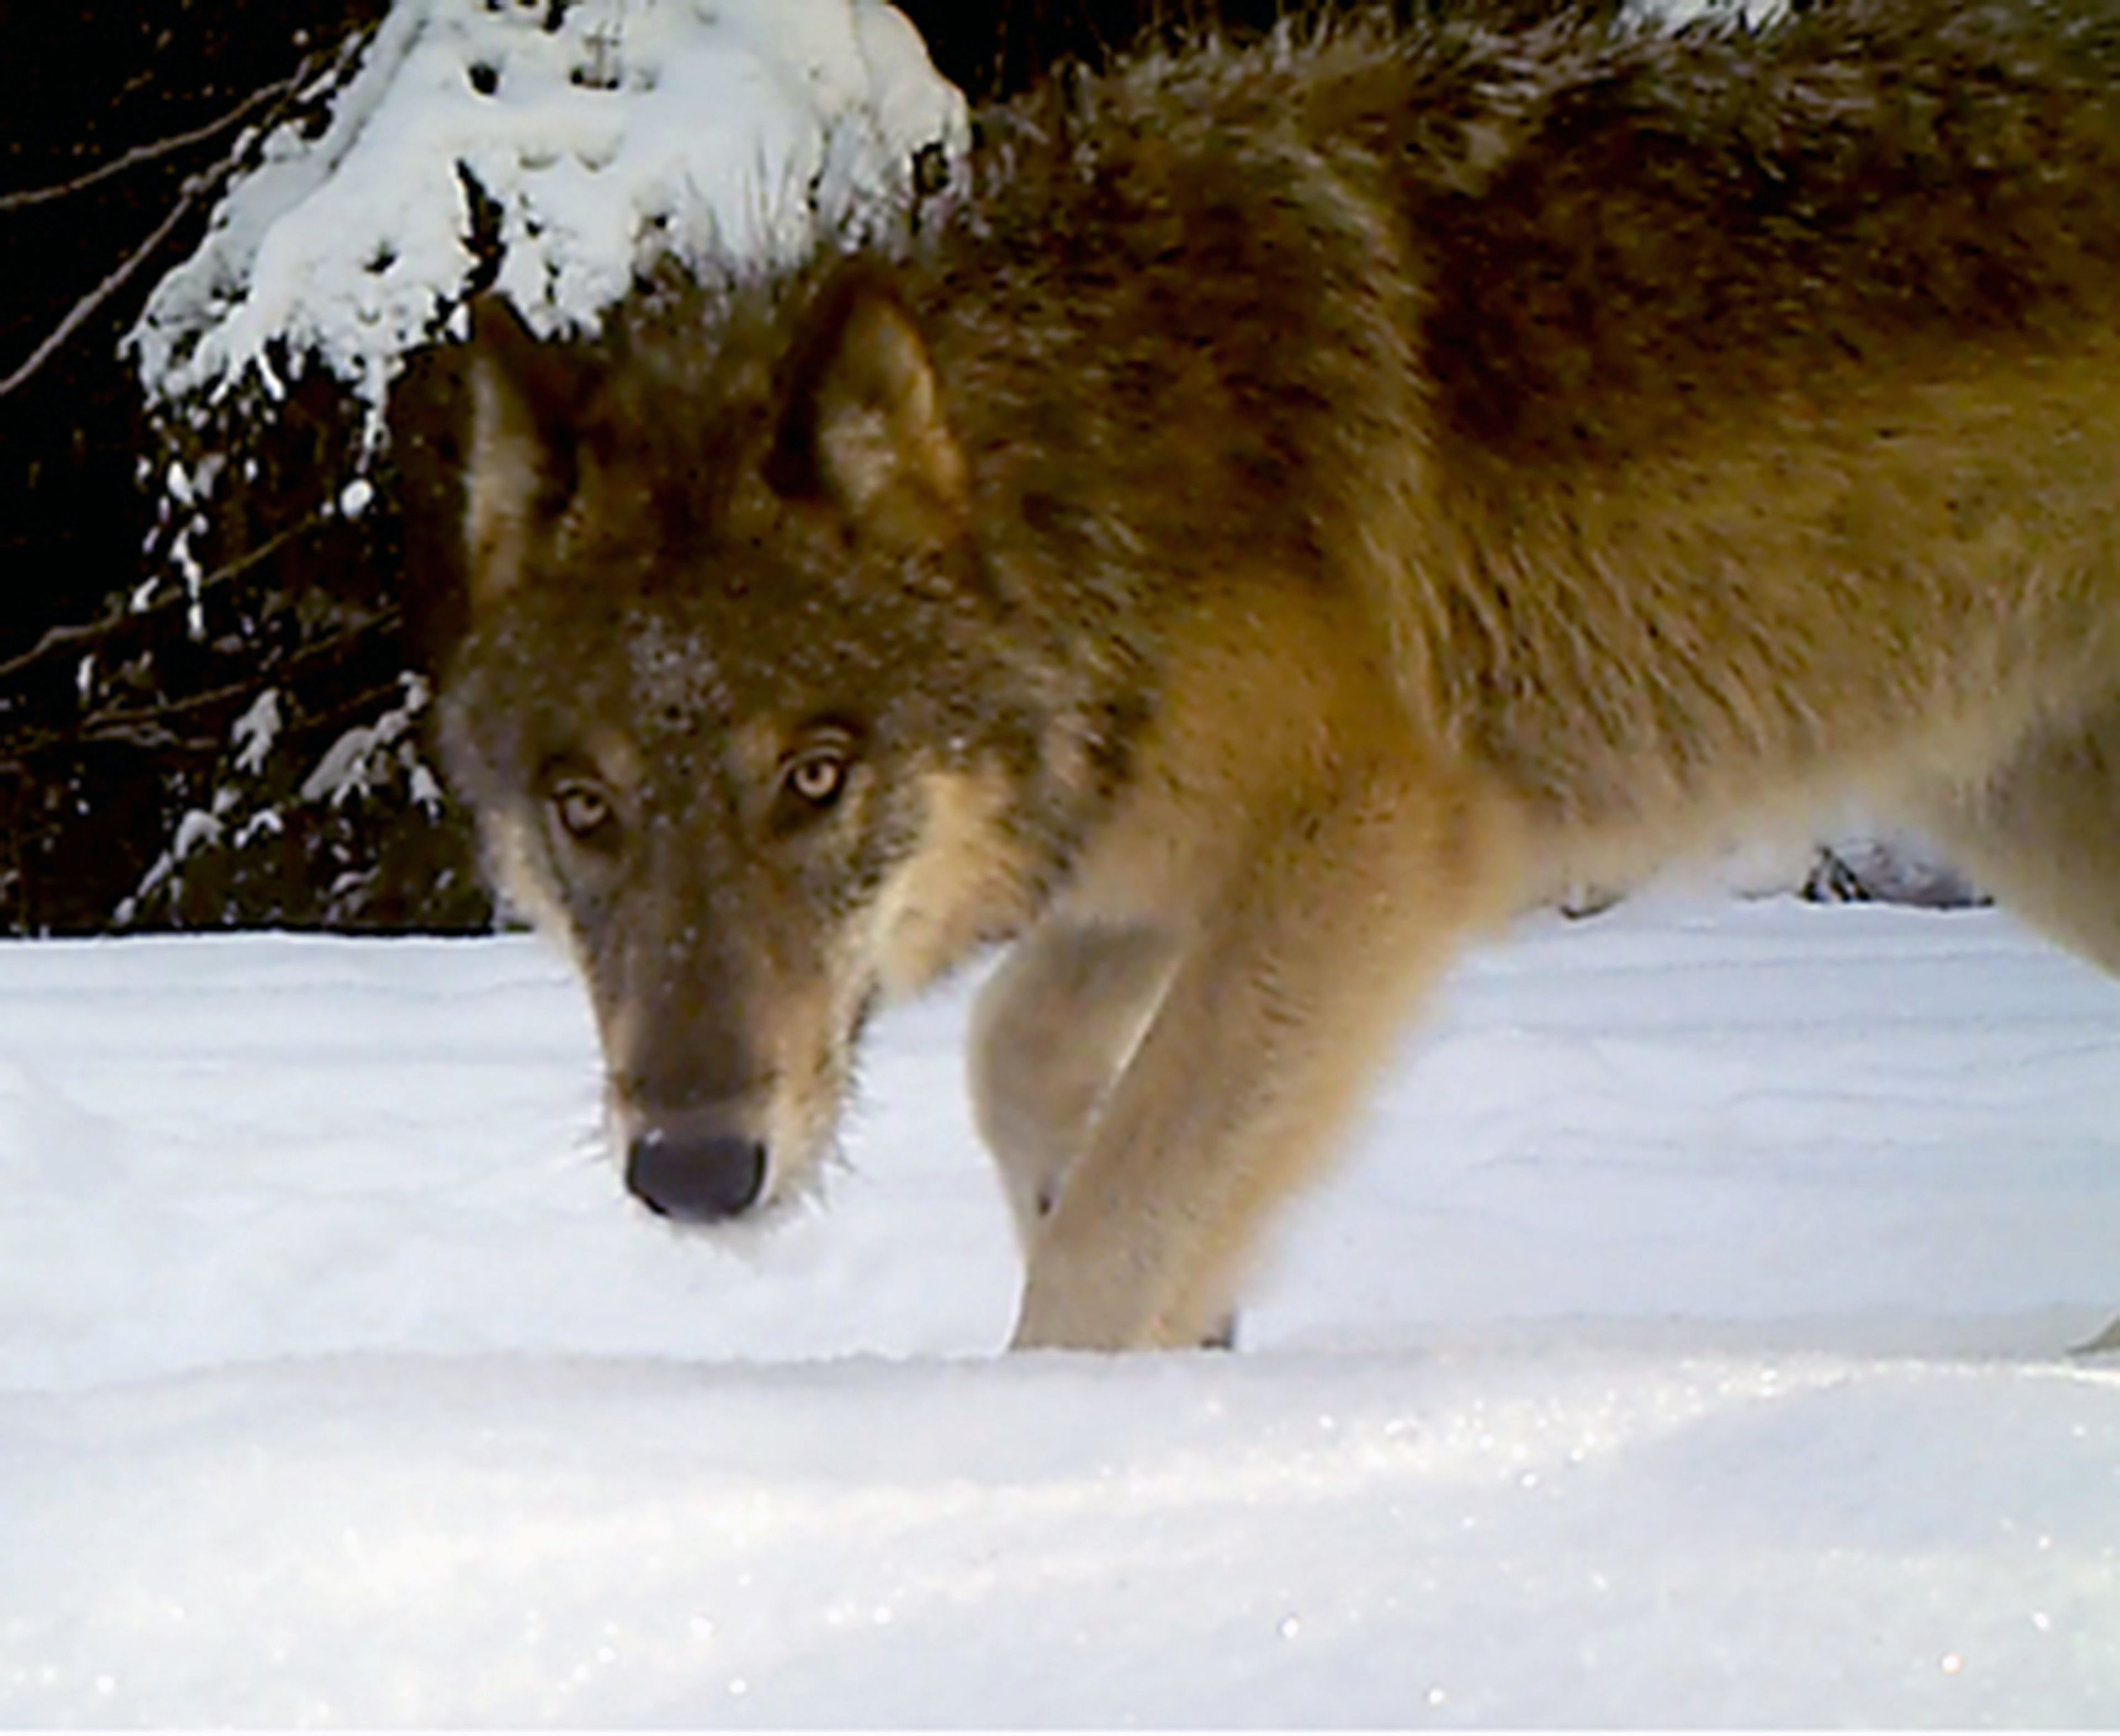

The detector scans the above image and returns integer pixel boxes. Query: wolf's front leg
[968,919,1179,1251]
[1010,769,1514,1352]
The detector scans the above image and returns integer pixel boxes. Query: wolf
[431,0,2120,1351]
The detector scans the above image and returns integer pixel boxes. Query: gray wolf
[432,0,2120,1351]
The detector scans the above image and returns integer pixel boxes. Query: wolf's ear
[463,294,597,610]
[765,265,967,544]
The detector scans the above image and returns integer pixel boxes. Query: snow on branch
[129,0,969,436]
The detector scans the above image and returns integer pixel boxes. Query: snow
[229,687,282,776]
[2,897,2117,1724]
[129,0,967,427]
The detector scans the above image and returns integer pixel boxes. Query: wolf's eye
[783,748,848,809]
[551,781,614,841]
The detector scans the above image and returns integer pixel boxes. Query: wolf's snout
[625,1124,767,1221]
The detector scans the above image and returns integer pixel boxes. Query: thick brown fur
[435,0,2120,1350]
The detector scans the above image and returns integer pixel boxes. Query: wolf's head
[435,269,1079,1224]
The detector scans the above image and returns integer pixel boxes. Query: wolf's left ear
[765,264,967,544]
[463,294,598,610]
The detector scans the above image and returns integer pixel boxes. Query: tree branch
[0,604,402,772]
[74,606,402,744]
[0,165,226,401]
[0,71,303,214]
[0,514,329,688]
[0,39,344,401]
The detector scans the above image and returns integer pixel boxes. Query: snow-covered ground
[2,897,2116,1725]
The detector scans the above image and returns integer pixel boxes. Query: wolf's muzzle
[625,1124,767,1221]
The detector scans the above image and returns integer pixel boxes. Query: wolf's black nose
[625,1129,766,1221]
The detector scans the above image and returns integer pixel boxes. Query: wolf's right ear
[463,295,596,610]
[764,264,967,547]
